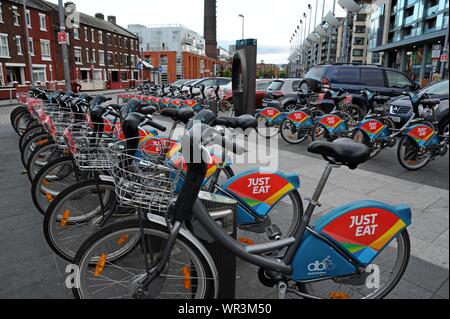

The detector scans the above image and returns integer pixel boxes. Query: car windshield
[256,81,272,90]
[305,66,329,81]
[267,81,284,91]
[421,80,449,96]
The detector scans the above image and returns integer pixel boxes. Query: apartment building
[0,0,56,98]
[369,0,449,85]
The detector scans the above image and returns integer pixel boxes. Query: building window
[354,37,365,46]
[26,10,31,28]
[107,34,112,45]
[40,40,51,61]
[74,47,82,64]
[118,36,122,47]
[86,48,90,63]
[91,29,95,43]
[28,38,34,55]
[12,6,19,26]
[405,6,414,18]
[99,50,105,65]
[33,68,46,84]
[15,36,22,55]
[0,3,4,23]
[39,13,47,31]
[124,38,128,48]
[84,27,88,41]
[0,63,4,85]
[131,40,134,50]
[107,52,114,66]
[74,27,79,40]
[353,49,364,57]
[356,13,367,22]
[355,26,366,33]
[425,17,437,31]
[0,33,9,58]
[98,31,103,44]
[92,49,96,63]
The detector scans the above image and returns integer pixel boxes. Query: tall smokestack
[204,0,217,60]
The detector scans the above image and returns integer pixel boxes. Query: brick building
[44,1,140,91]
[0,0,56,99]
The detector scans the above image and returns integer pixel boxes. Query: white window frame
[84,27,88,42]
[98,50,105,66]
[40,39,51,61]
[15,35,22,55]
[92,49,96,63]
[74,47,82,65]
[0,63,4,85]
[32,67,47,85]
[86,48,90,63]
[98,31,103,44]
[91,29,95,43]
[107,51,114,66]
[39,13,46,31]
[26,10,31,28]
[28,38,34,56]
[73,26,79,40]
[0,33,10,58]
[0,3,4,24]
[12,6,19,26]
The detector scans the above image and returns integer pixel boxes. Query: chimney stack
[204,0,217,60]
[107,16,117,25]
[95,13,105,20]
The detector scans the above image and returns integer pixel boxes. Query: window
[353,49,364,57]
[0,63,4,85]
[84,27,88,41]
[118,36,122,47]
[39,13,47,31]
[124,38,128,48]
[91,29,95,43]
[107,34,112,45]
[12,6,19,26]
[74,47,82,64]
[92,49,96,63]
[98,50,105,65]
[33,68,46,84]
[256,81,271,91]
[86,48,90,63]
[0,34,9,58]
[26,10,31,28]
[405,6,414,18]
[107,52,114,65]
[356,13,367,22]
[0,3,4,23]
[354,37,365,45]
[28,38,34,55]
[131,40,134,50]
[329,67,361,85]
[40,40,51,60]
[15,36,22,55]
[292,81,301,90]
[98,31,103,44]
[74,27,79,40]
[361,69,385,87]
[386,71,413,89]
[422,81,449,96]
[355,26,366,33]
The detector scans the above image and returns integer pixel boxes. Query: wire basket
[17,92,30,105]
[64,122,118,171]
[43,108,88,149]
[107,138,181,213]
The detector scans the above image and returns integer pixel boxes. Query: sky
[47,0,347,65]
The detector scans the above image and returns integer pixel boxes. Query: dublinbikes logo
[181,120,280,171]
[307,256,336,276]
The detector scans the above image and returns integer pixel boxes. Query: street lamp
[238,14,245,40]
[23,0,34,87]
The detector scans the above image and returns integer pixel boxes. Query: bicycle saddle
[161,107,195,124]
[421,99,440,108]
[215,115,258,130]
[139,106,158,116]
[308,138,371,170]
[374,96,390,104]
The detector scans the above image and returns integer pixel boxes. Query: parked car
[181,77,232,97]
[261,78,303,110]
[388,80,449,134]
[299,64,421,114]
[223,79,273,109]
[171,79,194,89]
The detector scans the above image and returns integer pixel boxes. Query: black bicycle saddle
[215,115,258,131]
[161,107,195,124]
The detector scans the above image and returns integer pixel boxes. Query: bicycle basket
[43,108,88,149]
[17,93,29,105]
[107,138,181,213]
[64,122,117,171]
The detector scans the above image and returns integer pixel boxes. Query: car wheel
[284,103,297,112]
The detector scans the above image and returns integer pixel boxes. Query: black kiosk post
[232,39,258,116]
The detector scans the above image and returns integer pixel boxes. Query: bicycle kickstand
[277,281,288,299]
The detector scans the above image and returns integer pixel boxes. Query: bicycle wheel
[256,114,280,139]
[14,112,33,136]
[280,119,309,145]
[311,123,333,142]
[21,132,50,168]
[237,190,303,246]
[19,125,44,151]
[10,107,27,133]
[43,179,120,261]
[352,129,382,159]
[344,104,364,127]
[298,230,410,299]
[397,136,431,171]
[31,156,81,215]
[72,218,217,299]
[26,143,60,182]
[218,100,234,117]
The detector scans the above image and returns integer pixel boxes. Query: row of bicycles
[9,87,414,299]
[121,83,234,116]
[256,89,449,171]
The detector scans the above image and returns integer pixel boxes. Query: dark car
[388,80,449,134]
[299,64,421,114]
[261,78,303,110]
[223,79,272,109]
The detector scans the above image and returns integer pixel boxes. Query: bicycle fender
[318,114,347,134]
[258,107,282,123]
[356,119,390,141]
[221,169,300,218]
[286,111,314,128]
[314,200,412,266]
[404,124,440,147]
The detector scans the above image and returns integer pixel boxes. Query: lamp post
[238,14,245,40]
[58,0,72,92]
[23,0,34,87]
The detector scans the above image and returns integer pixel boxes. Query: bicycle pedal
[266,225,282,241]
